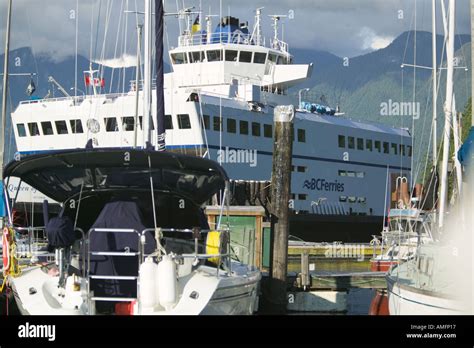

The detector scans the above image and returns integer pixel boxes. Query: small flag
[192,14,201,34]
[85,75,105,87]
[26,78,36,96]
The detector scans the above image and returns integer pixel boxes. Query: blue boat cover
[458,126,474,169]
[0,182,6,218]
[87,200,157,304]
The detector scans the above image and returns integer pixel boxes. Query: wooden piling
[263,105,294,314]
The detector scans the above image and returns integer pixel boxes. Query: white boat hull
[10,265,260,316]
[386,276,463,315]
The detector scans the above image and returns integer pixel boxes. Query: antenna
[205,14,219,44]
[268,14,287,49]
[250,7,264,46]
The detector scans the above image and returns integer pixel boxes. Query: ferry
[9,8,412,242]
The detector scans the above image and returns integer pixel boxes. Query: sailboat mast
[1,0,13,226]
[439,0,456,229]
[143,0,153,147]
[432,0,438,165]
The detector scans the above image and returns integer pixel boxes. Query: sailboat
[1,0,261,315]
[386,0,473,315]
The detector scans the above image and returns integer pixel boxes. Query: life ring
[2,227,10,273]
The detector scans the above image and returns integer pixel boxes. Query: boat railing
[142,227,232,272]
[177,32,288,54]
[85,228,143,314]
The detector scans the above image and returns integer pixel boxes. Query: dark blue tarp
[458,126,474,169]
[46,216,76,248]
[87,200,157,305]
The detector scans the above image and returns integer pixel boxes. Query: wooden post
[265,105,294,314]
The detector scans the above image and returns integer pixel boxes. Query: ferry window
[358,197,367,203]
[339,196,348,202]
[70,119,84,133]
[357,138,364,150]
[213,116,222,131]
[264,124,272,138]
[277,56,285,65]
[291,165,295,172]
[17,123,27,137]
[338,170,347,177]
[225,50,238,62]
[297,166,307,173]
[290,194,296,200]
[164,115,173,130]
[171,52,187,64]
[227,118,236,133]
[252,122,261,136]
[383,141,389,154]
[298,194,307,201]
[55,120,69,134]
[268,53,278,63]
[138,116,155,130]
[207,50,222,62]
[348,136,355,149]
[400,144,406,156]
[41,121,54,135]
[28,123,40,136]
[190,51,204,63]
[366,139,373,151]
[122,117,135,131]
[297,129,306,143]
[239,51,253,63]
[391,143,398,155]
[240,120,249,135]
[104,118,118,132]
[177,114,191,129]
[203,115,210,130]
[375,140,381,152]
[348,196,357,203]
[356,172,365,178]
[254,52,267,64]
[407,145,412,157]
[338,135,345,148]
[347,171,356,178]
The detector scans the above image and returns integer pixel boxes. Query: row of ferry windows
[202,115,306,142]
[338,135,412,157]
[171,49,289,65]
[17,120,84,137]
[16,114,193,137]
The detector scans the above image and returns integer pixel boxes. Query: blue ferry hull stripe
[18,144,411,171]
[206,145,411,171]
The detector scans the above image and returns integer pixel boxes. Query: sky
[0,0,472,64]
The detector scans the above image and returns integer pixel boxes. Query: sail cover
[155,0,165,151]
